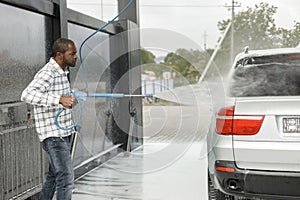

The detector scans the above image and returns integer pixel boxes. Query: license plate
[283,118,300,133]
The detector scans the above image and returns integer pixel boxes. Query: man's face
[63,43,78,67]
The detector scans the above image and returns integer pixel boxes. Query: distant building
[142,70,174,95]
[162,70,172,79]
[142,70,156,80]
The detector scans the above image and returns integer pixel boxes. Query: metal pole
[101,0,103,20]
[198,22,232,84]
[59,0,68,38]
[204,31,207,51]
[230,0,234,64]
[118,0,140,25]
[229,0,241,63]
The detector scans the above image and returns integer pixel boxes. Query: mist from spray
[229,55,300,97]
[71,28,225,173]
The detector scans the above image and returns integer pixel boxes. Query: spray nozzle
[71,89,87,101]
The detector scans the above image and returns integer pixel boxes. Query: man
[21,38,78,200]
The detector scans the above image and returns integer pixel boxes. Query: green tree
[277,22,300,47]
[141,48,219,84]
[163,48,210,83]
[140,48,169,78]
[164,51,191,77]
[215,3,300,74]
[141,48,155,64]
[218,3,279,51]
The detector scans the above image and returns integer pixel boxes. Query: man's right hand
[59,96,75,108]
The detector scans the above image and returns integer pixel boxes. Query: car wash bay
[0,1,211,199]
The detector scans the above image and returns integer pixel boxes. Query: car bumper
[214,160,300,199]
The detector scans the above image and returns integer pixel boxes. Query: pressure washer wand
[55,90,153,131]
[123,94,152,97]
[75,90,153,100]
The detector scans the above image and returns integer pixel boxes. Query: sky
[67,0,300,55]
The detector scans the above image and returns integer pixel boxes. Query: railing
[0,124,47,200]
[142,79,174,95]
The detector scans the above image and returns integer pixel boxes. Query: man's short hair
[52,38,75,57]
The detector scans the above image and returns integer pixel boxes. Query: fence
[142,79,174,95]
[0,124,46,199]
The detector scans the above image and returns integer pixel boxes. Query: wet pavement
[72,85,212,200]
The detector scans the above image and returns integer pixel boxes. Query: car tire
[208,173,235,200]
[216,190,235,200]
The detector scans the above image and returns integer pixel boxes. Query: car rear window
[228,53,300,97]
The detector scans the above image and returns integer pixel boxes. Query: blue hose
[55,92,83,131]
[79,0,136,90]
[55,108,77,131]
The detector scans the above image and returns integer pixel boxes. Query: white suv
[207,46,300,200]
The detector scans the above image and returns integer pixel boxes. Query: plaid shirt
[21,58,74,141]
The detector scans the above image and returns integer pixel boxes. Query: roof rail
[242,46,249,54]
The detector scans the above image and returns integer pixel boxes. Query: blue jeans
[40,136,74,200]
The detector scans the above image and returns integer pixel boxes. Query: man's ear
[55,52,63,59]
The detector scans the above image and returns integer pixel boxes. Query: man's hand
[59,96,75,108]
[80,88,88,94]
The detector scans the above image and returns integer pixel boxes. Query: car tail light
[216,106,264,135]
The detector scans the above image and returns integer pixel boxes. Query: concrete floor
[72,84,212,200]
[73,142,208,200]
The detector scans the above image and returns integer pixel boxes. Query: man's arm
[21,69,75,108]
[21,70,61,107]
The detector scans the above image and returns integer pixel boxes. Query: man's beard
[63,57,76,67]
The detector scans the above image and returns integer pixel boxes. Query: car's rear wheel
[216,190,235,200]
[208,174,235,200]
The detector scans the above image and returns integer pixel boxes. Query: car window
[228,53,300,97]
